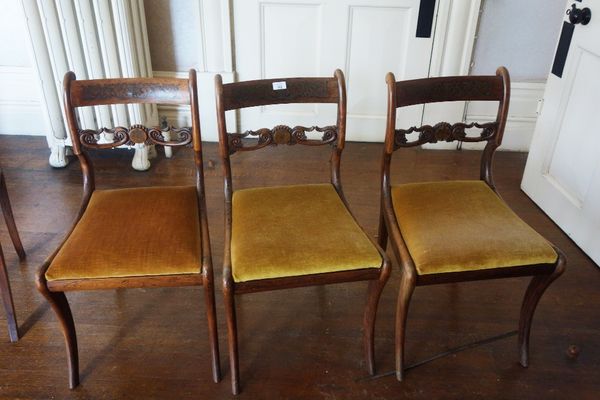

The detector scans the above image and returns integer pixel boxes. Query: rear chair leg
[37,278,79,389]
[395,271,415,381]
[203,273,221,383]
[518,253,566,367]
[363,260,391,375]
[377,211,388,250]
[0,171,25,260]
[223,281,240,395]
[0,246,18,342]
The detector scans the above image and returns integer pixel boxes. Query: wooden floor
[0,135,598,399]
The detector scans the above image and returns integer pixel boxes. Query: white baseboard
[462,81,546,152]
[0,66,46,135]
[153,70,236,142]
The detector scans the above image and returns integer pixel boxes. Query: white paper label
[272,81,287,90]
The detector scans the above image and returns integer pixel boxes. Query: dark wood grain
[220,77,340,111]
[69,77,190,107]
[394,75,504,107]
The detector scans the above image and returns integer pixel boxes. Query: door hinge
[536,98,545,116]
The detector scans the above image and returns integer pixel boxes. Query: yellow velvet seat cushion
[46,186,201,281]
[231,184,382,282]
[391,180,557,275]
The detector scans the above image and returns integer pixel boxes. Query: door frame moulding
[428,0,482,79]
[422,0,483,132]
[196,0,234,73]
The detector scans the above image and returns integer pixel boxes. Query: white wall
[471,0,566,80]
[0,0,45,135]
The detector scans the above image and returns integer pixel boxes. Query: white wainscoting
[463,81,546,151]
[153,70,235,142]
[0,66,45,135]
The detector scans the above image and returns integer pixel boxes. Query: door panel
[522,0,600,265]
[233,0,436,140]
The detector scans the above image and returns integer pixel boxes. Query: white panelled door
[522,0,600,265]
[233,0,437,141]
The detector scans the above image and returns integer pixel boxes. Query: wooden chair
[215,70,391,394]
[0,170,26,342]
[36,70,220,388]
[378,67,566,381]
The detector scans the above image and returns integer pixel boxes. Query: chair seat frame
[36,70,220,388]
[377,67,566,381]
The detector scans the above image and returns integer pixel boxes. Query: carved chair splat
[36,70,220,388]
[378,67,566,381]
[215,70,391,395]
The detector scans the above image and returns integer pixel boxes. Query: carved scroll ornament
[78,124,192,149]
[228,125,337,153]
[394,121,497,148]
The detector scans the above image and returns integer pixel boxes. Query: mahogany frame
[378,67,566,381]
[215,70,391,394]
[35,70,220,388]
[0,170,26,342]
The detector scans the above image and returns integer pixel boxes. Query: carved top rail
[395,76,504,107]
[394,121,498,149]
[70,78,190,107]
[78,124,192,149]
[221,78,339,111]
[228,125,337,153]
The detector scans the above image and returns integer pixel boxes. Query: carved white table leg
[131,144,151,171]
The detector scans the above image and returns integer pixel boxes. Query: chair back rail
[219,77,340,111]
[394,75,504,107]
[68,77,191,107]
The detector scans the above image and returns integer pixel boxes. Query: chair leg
[224,282,240,395]
[37,281,79,388]
[363,260,391,375]
[0,245,18,342]
[377,210,388,251]
[518,254,566,367]
[203,277,221,383]
[0,172,25,260]
[395,271,415,381]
